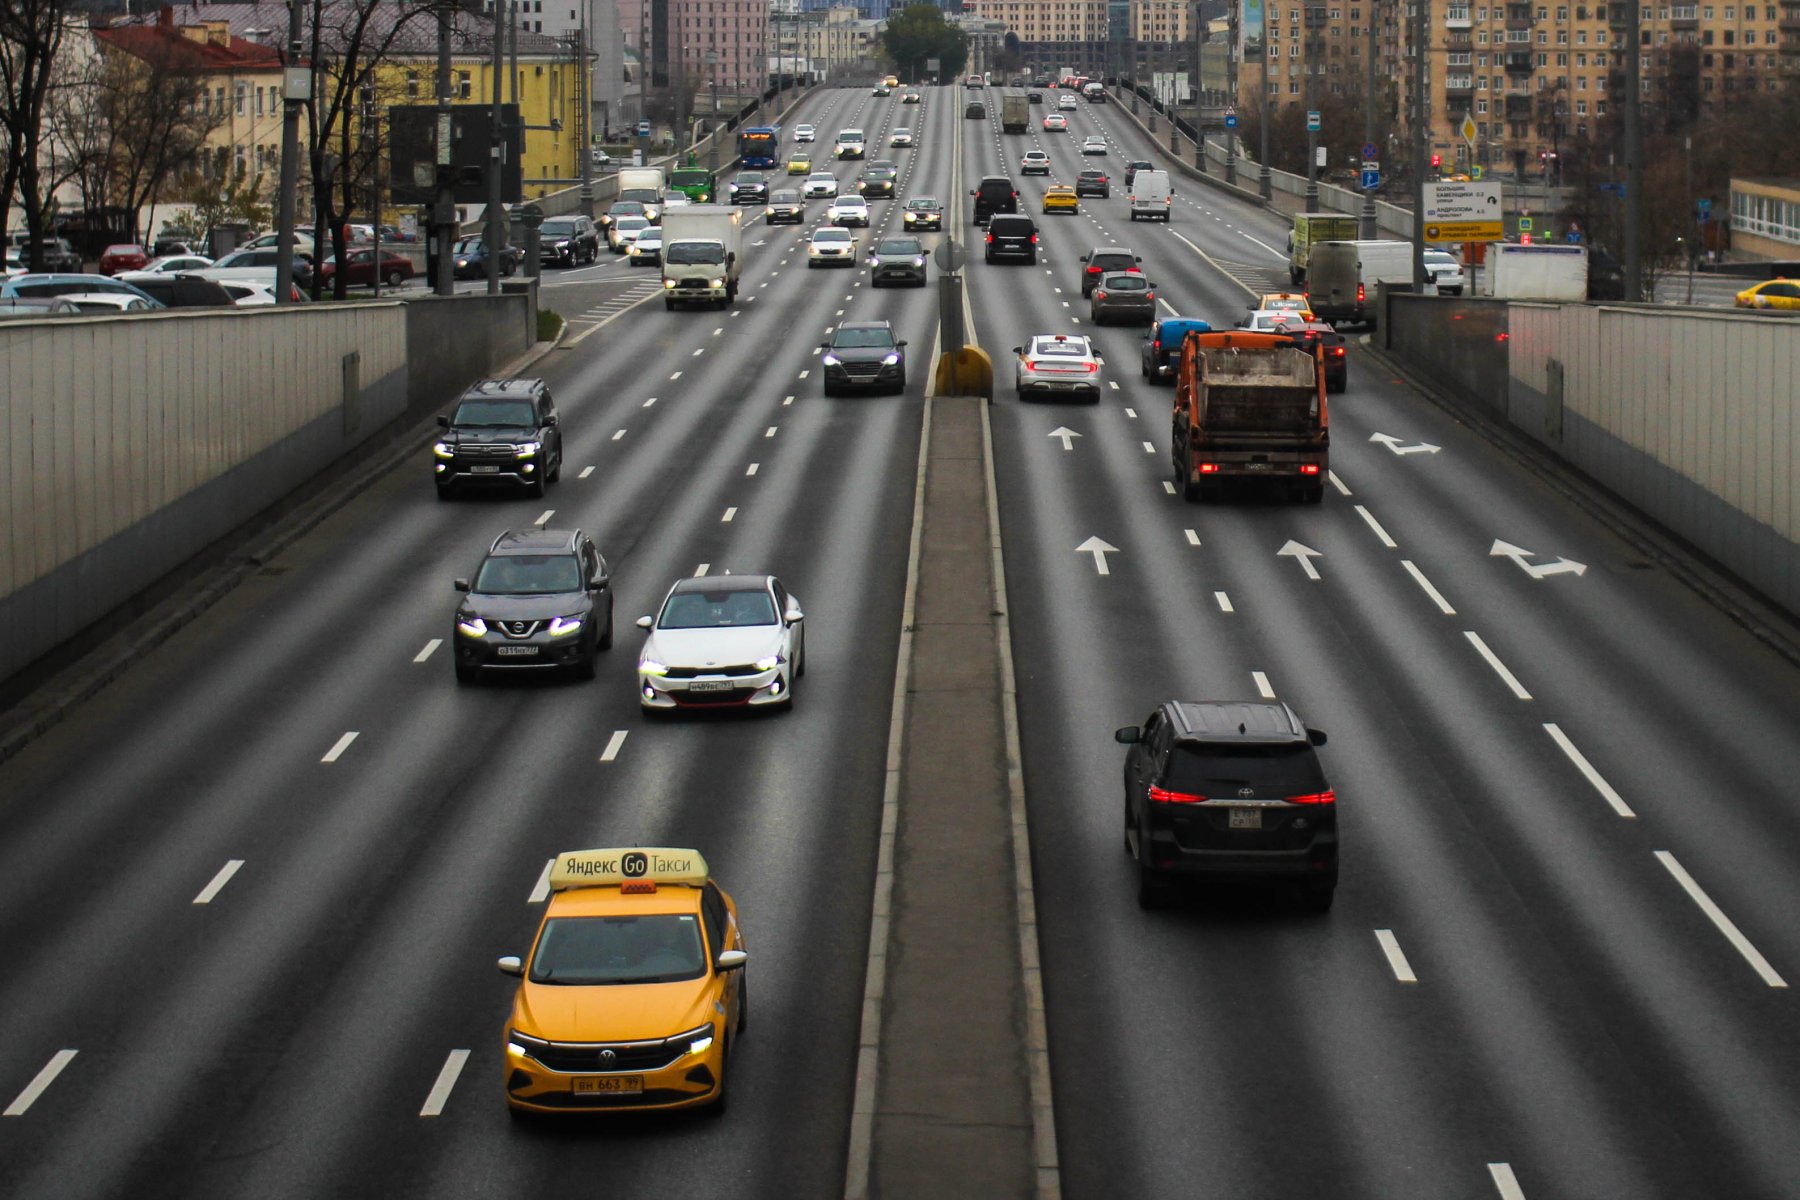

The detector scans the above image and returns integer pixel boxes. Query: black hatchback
[434,378,563,498]
[984,215,1038,264]
[452,528,613,683]
[1115,701,1336,910]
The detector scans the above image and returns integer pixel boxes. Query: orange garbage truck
[1170,331,1330,504]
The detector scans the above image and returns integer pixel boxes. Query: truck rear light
[1287,790,1336,805]
[1357,283,1365,303]
[1198,463,1220,474]
[1298,464,1321,475]
[1148,785,1205,804]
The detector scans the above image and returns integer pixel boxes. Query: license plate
[1229,807,1262,830]
[573,1075,643,1095]
[496,645,539,657]
[1246,462,1271,471]
[471,465,501,474]
[688,680,733,693]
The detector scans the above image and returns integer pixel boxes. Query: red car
[319,247,415,287]
[98,243,148,275]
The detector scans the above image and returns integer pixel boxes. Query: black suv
[971,176,1018,224]
[1115,701,1336,910]
[112,272,235,308]
[728,172,770,204]
[964,101,987,119]
[820,321,908,395]
[539,215,601,266]
[857,161,899,198]
[452,529,612,683]
[1124,159,1154,187]
[434,378,563,498]
[984,214,1038,264]
[1074,169,1110,198]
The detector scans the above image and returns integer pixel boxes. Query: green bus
[670,167,714,203]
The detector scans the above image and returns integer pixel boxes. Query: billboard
[387,105,523,207]
[1241,0,1265,60]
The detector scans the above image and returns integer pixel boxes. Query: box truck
[1287,213,1359,285]
[660,205,744,309]
[1002,94,1030,134]
[1479,242,1590,300]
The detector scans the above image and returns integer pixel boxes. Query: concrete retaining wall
[0,291,532,684]
[1385,293,1800,618]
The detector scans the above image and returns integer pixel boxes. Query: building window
[459,70,472,99]
[407,70,419,99]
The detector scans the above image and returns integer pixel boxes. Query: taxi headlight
[456,617,488,638]
[548,615,583,637]
[754,655,782,671]
[639,659,670,677]
[432,441,454,459]
[673,1023,717,1056]
[507,1028,549,1058]
[514,441,540,459]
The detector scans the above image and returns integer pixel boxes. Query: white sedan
[1081,136,1108,155]
[1058,94,1078,110]
[1013,332,1101,402]
[1240,308,1308,333]
[636,575,805,712]
[141,254,214,273]
[827,195,871,227]
[1043,114,1068,131]
[890,128,915,147]
[803,172,839,199]
[806,227,858,267]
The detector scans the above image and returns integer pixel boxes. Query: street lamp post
[1225,5,1237,185]
[1258,24,1271,200]
[706,50,719,170]
[1360,0,1377,238]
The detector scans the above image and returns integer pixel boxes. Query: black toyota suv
[434,378,563,498]
[1115,701,1336,911]
[984,214,1039,264]
[539,215,601,266]
[971,175,1018,224]
[452,528,613,683]
[820,320,908,395]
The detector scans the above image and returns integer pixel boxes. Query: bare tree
[0,0,74,268]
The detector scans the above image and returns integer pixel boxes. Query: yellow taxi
[1734,278,1800,311]
[500,847,747,1115]
[1042,185,1080,214]
[883,74,900,88]
[787,153,813,175]
[1257,291,1316,320]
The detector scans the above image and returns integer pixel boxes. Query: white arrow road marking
[1490,539,1588,578]
[1369,432,1442,455]
[1374,930,1418,983]
[193,860,244,905]
[1048,426,1081,450]
[1277,540,1323,581]
[4,1050,77,1116]
[1655,851,1787,987]
[420,1050,471,1117]
[1076,536,1119,575]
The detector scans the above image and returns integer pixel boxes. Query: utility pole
[486,0,506,294]
[434,4,454,296]
[1683,133,1693,304]
[1258,18,1271,200]
[1225,4,1238,185]
[274,0,307,305]
[1304,6,1319,210]
[1360,0,1377,238]
[578,13,594,219]
[1194,2,1206,172]
[1622,0,1642,301]
[1411,0,1428,288]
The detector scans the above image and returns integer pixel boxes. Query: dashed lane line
[192,860,244,905]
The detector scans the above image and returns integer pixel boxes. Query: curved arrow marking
[1490,539,1588,578]
[1369,432,1442,456]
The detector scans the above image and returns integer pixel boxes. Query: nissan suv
[452,528,613,683]
[1115,701,1336,911]
[433,378,563,498]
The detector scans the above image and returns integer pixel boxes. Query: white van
[1305,239,1414,326]
[1127,169,1172,221]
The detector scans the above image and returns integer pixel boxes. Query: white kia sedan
[636,575,805,712]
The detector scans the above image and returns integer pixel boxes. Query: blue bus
[738,126,781,169]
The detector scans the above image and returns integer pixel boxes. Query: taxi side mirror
[715,949,748,972]
[1308,728,1329,746]
[1114,726,1141,744]
[497,955,524,977]
[635,615,654,630]
[453,578,470,592]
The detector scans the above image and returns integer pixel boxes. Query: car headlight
[556,239,570,250]
[507,1028,549,1057]
[664,278,676,288]
[765,206,775,215]
[808,246,820,256]
[456,616,487,637]
[904,213,916,222]
[822,352,842,366]
[639,659,669,677]
[673,1023,716,1056]
[883,352,901,365]
[709,277,724,288]
[432,441,454,459]
[514,441,540,458]
[548,615,583,637]
[913,256,926,267]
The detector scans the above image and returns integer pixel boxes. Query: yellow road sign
[1459,115,1477,146]
[1424,220,1504,243]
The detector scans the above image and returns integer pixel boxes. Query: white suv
[1012,333,1101,402]
[803,172,839,199]
[827,195,871,227]
[793,124,816,142]
[1020,150,1051,175]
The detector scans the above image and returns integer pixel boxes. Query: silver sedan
[636,575,806,712]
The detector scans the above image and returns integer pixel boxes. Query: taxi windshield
[530,914,707,985]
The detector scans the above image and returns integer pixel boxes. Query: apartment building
[617,0,769,93]
[960,0,1112,75]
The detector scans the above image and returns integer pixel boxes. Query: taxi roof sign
[549,848,710,892]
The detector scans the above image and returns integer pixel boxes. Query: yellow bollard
[932,345,995,399]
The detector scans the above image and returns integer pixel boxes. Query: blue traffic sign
[637,118,651,136]
[1306,110,1321,132]
[1566,230,1582,243]
[1362,142,1378,160]
[1359,169,1380,191]
[1224,111,1238,128]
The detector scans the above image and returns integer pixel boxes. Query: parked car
[0,273,163,306]
[200,247,316,287]
[140,254,214,273]
[319,247,416,287]
[98,244,149,275]
[59,292,157,314]
[0,296,80,319]
[112,271,236,308]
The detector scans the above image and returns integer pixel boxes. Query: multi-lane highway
[2,80,1798,1200]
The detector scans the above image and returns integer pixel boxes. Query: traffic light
[1430,154,1441,169]
[1521,232,1533,244]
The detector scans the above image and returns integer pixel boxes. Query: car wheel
[664,298,675,310]
[1178,444,1202,502]
[547,453,561,483]
[385,270,403,287]
[435,485,453,502]
[1123,798,1135,854]
[893,370,906,394]
[705,1046,730,1116]
[736,972,748,1032]
[527,474,547,498]
[598,604,614,650]
[1303,483,1325,505]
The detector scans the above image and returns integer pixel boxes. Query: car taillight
[1031,234,1039,243]
[1287,790,1336,805]
[1298,464,1321,475]
[1357,283,1365,302]
[1095,291,1107,300]
[1332,347,1345,357]
[1025,360,1038,370]
[987,233,994,243]
[1148,785,1205,804]
[1152,338,1161,350]
[1086,265,1101,274]
[1084,362,1097,373]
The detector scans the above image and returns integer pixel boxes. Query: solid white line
[669,371,682,380]
[1464,631,1532,700]
[1215,591,1234,612]
[1402,561,1456,615]
[1328,470,1352,496]
[1374,929,1418,983]
[321,732,358,763]
[765,426,778,438]
[192,860,244,905]
[1654,851,1788,987]
[413,639,441,663]
[1354,505,1397,548]
[577,465,595,479]
[419,1049,471,1117]
[694,563,709,577]
[567,321,603,345]
[1252,670,1276,699]
[533,509,554,527]
[529,858,554,903]
[611,429,626,441]
[722,507,737,523]
[599,730,628,763]
[4,1050,77,1116]
[1543,724,1635,818]
[1184,529,1201,546]
[746,462,760,476]
[1488,1163,1527,1200]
